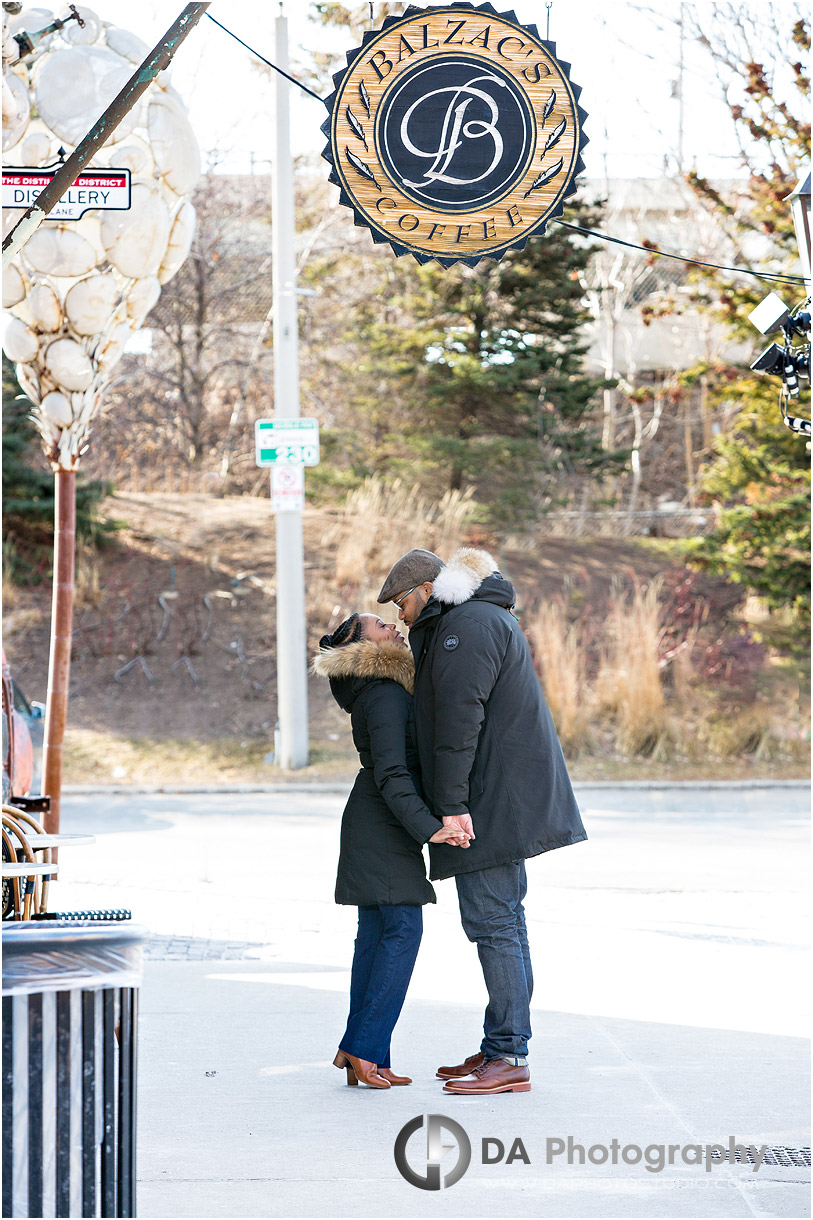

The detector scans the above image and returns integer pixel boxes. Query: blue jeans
[340,904,423,1067]
[455,861,533,1059]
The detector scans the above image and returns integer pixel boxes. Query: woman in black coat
[313,611,466,1089]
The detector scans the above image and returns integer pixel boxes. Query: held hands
[428,813,475,848]
[429,824,470,847]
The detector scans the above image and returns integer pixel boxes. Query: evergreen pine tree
[2,356,53,539]
[689,374,810,617]
[2,356,114,582]
[339,201,618,519]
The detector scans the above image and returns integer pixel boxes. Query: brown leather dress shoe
[436,1051,485,1080]
[333,1050,390,1088]
[442,1059,531,1094]
[378,1068,412,1085]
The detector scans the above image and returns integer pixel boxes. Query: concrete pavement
[54,784,811,1218]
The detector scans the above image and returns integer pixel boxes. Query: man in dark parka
[378,546,587,1095]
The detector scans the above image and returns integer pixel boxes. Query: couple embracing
[312,547,586,1095]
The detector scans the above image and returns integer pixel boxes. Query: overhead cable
[205,15,809,291]
[205,13,324,104]
[555,221,807,287]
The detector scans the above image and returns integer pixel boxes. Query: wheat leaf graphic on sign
[541,89,556,127]
[543,117,567,154]
[345,105,368,151]
[523,157,564,198]
[344,147,382,190]
[359,80,371,117]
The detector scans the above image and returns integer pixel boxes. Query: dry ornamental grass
[531,580,673,758]
[596,580,668,755]
[526,600,594,754]
[333,476,474,595]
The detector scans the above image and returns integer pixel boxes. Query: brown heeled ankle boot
[333,1050,390,1088]
[378,1068,412,1085]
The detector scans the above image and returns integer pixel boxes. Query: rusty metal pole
[41,471,76,836]
[2,1,210,269]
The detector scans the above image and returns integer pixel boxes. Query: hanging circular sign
[321,2,588,265]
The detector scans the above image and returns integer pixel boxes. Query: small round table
[25,834,96,849]
[2,862,60,876]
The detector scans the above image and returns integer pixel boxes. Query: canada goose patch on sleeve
[443,634,460,651]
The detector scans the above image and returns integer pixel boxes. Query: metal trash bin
[2,922,145,1218]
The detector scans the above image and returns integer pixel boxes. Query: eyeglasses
[392,584,419,609]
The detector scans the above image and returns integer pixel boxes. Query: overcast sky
[71,0,755,182]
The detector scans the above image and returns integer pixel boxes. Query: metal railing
[2,922,144,1218]
[537,507,713,538]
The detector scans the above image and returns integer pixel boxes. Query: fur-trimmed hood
[432,547,501,606]
[312,638,414,694]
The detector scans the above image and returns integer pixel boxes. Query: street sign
[255,418,320,466]
[2,165,132,221]
[271,464,305,512]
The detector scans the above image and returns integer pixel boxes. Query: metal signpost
[268,13,310,770]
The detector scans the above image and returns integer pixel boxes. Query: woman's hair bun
[319,612,362,650]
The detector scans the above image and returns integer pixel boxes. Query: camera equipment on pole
[748,292,811,437]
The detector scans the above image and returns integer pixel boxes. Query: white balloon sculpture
[2,4,200,470]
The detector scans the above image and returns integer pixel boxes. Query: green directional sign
[254,418,320,466]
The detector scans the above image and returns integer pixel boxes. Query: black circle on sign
[375,55,535,213]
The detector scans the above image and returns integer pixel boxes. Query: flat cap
[377,549,444,603]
